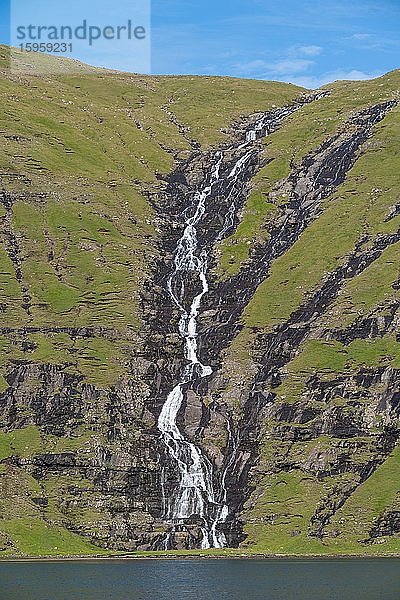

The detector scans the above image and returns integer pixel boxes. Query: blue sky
[1,0,400,86]
[152,0,400,86]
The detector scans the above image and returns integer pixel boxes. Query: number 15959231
[19,43,73,53]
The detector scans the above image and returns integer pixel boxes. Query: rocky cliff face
[0,52,400,556]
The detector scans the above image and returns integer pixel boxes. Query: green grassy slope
[217,71,400,277]
[1,46,400,556]
[0,47,303,557]
[216,70,400,555]
[0,46,301,384]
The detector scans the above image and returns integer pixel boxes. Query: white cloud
[233,58,314,77]
[266,59,314,75]
[287,69,381,89]
[350,33,374,40]
[346,32,400,50]
[298,45,323,56]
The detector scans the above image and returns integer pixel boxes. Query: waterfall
[157,101,307,549]
[158,151,230,549]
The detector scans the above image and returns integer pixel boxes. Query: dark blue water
[0,558,399,600]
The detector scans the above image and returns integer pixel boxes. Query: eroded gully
[156,93,325,549]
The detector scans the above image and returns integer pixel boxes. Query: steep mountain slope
[0,46,399,556]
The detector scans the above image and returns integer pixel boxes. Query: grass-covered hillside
[0,45,400,557]
[0,47,300,385]
[0,47,302,557]
[214,70,400,555]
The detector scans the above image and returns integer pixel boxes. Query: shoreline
[1,552,400,562]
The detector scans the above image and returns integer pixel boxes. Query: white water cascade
[157,105,303,549]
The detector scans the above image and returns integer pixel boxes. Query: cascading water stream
[157,100,311,549]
